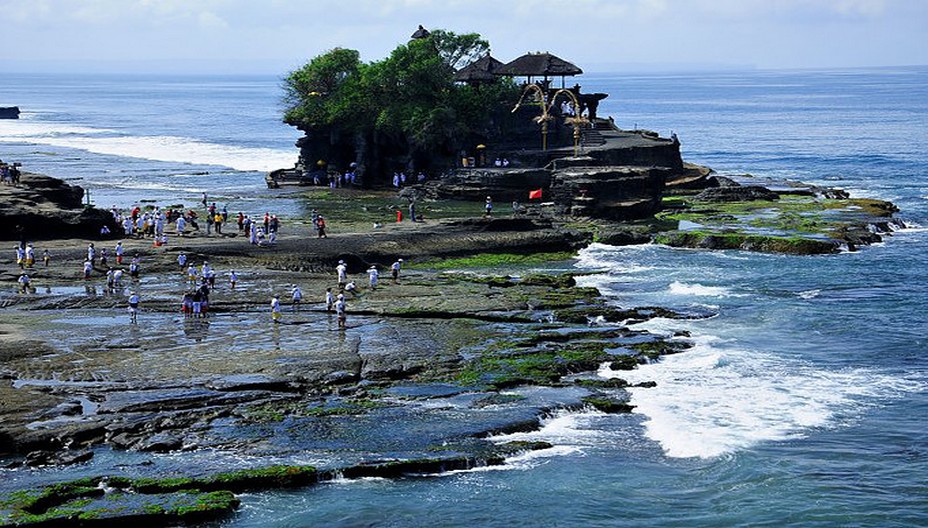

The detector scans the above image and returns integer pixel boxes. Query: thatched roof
[453,54,504,83]
[495,52,582,77]
[410,25,430,39]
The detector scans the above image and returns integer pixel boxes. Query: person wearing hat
[391,259,403,282]
[485,196,493,216]
[336,260,348,288]
[127,291,140,323]
[24,244,34,268]
[368,265,379,291]
[335,293,347,329]
[270,294,282,323]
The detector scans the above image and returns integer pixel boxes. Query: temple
[276,27,706,221]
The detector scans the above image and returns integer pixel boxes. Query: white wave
[598,333,925,459]
[0,119,296,172]
[0,119,116,138]
[798,289,821,299]
[668,281,733,297]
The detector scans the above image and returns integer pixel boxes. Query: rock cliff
[426,125,687,220]
[0,172,117,241]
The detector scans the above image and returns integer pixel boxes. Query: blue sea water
[2,67,927,527]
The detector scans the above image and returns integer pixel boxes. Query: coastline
[0,168,906,525]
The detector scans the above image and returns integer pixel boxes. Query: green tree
[282,29,517,180]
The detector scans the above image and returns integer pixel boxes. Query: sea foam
[599,331,925,459]
[0,119,296,172]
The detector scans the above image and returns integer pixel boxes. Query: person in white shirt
[291,285,302,311]
[271,295,282,323]
[127,292,140,323]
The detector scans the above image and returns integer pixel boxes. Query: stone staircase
[580,127,606,148]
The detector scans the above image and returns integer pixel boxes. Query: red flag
[528,188,543,200]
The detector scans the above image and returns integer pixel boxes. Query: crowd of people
[0,160,22,185]
[10,189,418,331]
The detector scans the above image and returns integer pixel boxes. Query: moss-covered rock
[581,396,635,414]
[655,231,839,255]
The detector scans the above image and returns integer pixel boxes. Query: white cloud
[0,0,925,72]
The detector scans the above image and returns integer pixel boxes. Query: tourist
[270,294,282,323]
[368,265,379,290]
[42,249,50,267]
[391,259,403,282]
[229,270,238,289]
[178,253,187,269]
[18,273,30,294]
[105,268,115,291]
[115,241,124,265]
[335,260,348,288]
[129,255,141,279]
[237,212,245,232]
[291,285,302,311]
[317,216,327,238]
[335,294,347,329]
[113,268,124,289]
[198,282,210,316]
[181,292,193,317]
[15,245,24,269]
[87,243,96,266]
[83,260,93,280]
[344,281,359,297]
[485,196,493,216]
[127,291,140,323]
[176,215,187,236]
[100,248,108,268]
[325,287,334,312]
[408,201,416,222]
[192,289,203,318]
[24,244,34,267]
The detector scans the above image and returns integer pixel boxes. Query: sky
[2,0,927,74]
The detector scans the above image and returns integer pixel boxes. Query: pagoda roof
[495,52,583,77]
[453,54,505,82]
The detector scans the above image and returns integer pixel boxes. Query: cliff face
[0,173,117,241]
[426,126,686,221]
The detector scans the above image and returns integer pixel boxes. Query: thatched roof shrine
[453,54,505,83]
[495,52,583,78]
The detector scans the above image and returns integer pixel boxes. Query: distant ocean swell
[0,118,296,173]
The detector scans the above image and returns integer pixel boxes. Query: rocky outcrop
[0,172,117,241]
[426,127,684,221]
[0,107,19,119]
[549,165,672,220]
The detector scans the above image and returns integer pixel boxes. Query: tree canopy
[282,29,517,175]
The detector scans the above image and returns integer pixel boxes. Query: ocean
[1,67,927,527]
